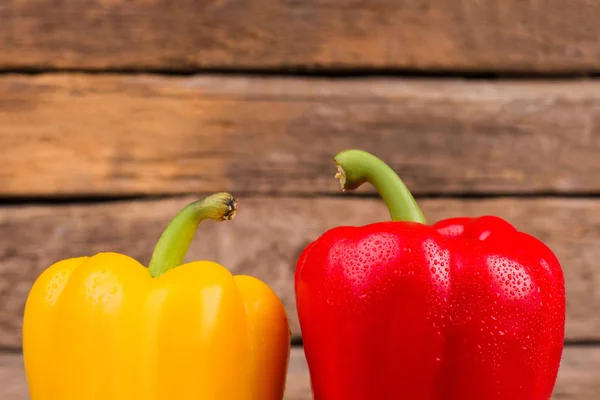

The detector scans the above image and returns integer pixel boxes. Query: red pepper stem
[333,149,426,224]
[148,192,238,278]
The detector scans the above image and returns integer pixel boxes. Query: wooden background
[1,1,599,398]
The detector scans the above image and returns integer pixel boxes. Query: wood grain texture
[1,346,599,399]
[1,0,600,72]
[1,74,600,197]
[0,196,598,348]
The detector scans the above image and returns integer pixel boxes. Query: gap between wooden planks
[1,0,600,72]
[0,74,599,197]
[1,346,599,399]
[0,196,598,348]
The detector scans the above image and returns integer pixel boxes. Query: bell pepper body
[295,150,566,400]
[23,193,290,400]
[296,217,564,400]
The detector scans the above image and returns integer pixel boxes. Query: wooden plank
[1,346,599,399]
[1,74,600,198]
[0,353,27,400]
[1,1,600,72]
[0,197,598,348]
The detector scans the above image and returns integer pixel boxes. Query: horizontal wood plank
[1,346,599,399]
[0,353,27,400]
[0,197,598,348]
[1,75,599,197]
[1,1,600,72]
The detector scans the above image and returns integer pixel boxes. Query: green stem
[333,149,426,224]
[148,192,238,278]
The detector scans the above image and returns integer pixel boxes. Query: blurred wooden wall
[1,1,600,399]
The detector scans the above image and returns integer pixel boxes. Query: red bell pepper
[295,149,565,400]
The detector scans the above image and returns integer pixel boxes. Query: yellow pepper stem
[148,192,238,278]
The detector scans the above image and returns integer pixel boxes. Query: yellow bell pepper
[22,192,291,400]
